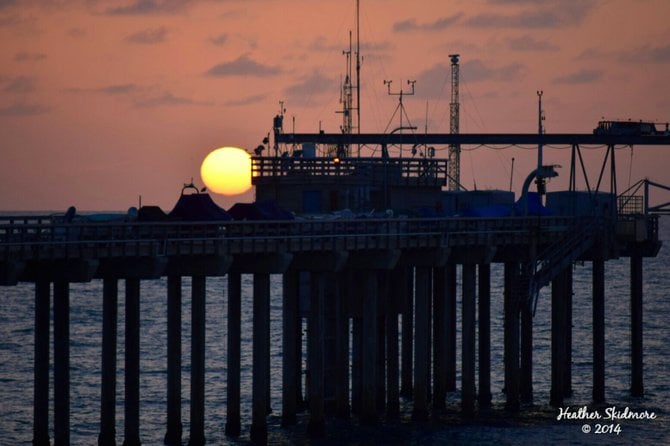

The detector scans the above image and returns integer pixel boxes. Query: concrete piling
[99,278,118,446]
[225,273,242,437]
[54,281,70,446]
[165,275,182,445]
[124,278,141,446]
[189,276,207,446]
[250,273,270,444]
[461,264,476,418]
[33,281,50,446]
[592,260,605,403]
[478,263,492,410]
[631,254,644,397]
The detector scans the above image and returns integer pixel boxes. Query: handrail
[251,156,448,185]
[529,216,604,314]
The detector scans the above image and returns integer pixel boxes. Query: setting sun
[200,146,252,195]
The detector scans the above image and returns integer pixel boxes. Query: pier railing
[251,156,448,186]
[0,215,628,262]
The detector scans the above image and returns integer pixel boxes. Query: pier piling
[307,272,326,435]
[54,281,70,446]
[225,273,242,437]
[400,267,413,398]
[386,269,401,417]
[550,269,569,407]
[445,263,457,392]
[504,263,520,412]
[99,278,118,446]
[360,271,379,424]
[478,263,492,410]
[412,266,431,421]
[282,270,299,426]
[335,271,351,418]
[520,287,533,405]
[631,254,644,397]
[189,276,207,446]
[250,273,270,444]
[165,275,182,445]
[592,260,605,403]
[33,281,50,446]
[461,264,477,418]
[124,278,141,446]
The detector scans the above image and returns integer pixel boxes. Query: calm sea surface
[1,218,668,445]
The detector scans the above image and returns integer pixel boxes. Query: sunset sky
[1,0,669,212]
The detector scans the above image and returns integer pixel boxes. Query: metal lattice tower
[448,54,460,191]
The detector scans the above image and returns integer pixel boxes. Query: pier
[0,206,661,444]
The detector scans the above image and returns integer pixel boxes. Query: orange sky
[1,0,669,211]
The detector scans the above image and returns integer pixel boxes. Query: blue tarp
[169,193,232,221]
[462,204,513,217]
[514,192,552,216]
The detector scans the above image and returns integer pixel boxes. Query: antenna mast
[339,32,354,156]
[339,0,362,157]
[448,54,460,191]
[355,0,361,156]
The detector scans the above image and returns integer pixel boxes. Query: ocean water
[0,218,668,445]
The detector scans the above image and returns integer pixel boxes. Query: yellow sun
[200,146,252,195]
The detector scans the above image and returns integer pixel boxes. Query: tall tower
[448,54,460,191]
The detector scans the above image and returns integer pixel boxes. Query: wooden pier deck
[0,213,661,445]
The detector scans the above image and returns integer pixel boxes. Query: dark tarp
[169,193,232,221]
[228,199,294,221]
[137,205,168,221]
[462,204,513,217]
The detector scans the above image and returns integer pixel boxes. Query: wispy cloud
[284,70,336,105]
[553,69,602,84]
[0,13,35,28]
[0,0,19,11]
[206,54,281,77]
[14,51,47,62]
[225,93,268,107]
[393,14,463,32]
[106,0,193,15]
[461,59,526,82]
[577,44,670,65]
[133,91,212,108]
[626,44,670,64]
[125,27,168,44]
[67,27,87,38]
[0,101,50,117]
[467,1,596,28]
[98,83,142,95]
[209,33,227,46]
[2,76,37,93]
[508,35,559,52]
[414,63,451,99]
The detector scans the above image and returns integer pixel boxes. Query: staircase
[525,217,604,314]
